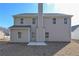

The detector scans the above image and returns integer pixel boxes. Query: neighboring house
[0,30,10,41]
[9,3,73,44]
[0,30,5,40]
[71,25,79,32]
[71,25,79,39]
[0,27,9,36]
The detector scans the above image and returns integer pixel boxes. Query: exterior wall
[44,16,71,42]
[14,17,38,42]
[10,28,30,42]
[14,17,32,26]
[14,17,37,26]
[12,15,71,42]
[14,17,37,32]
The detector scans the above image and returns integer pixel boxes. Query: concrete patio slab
[27,42,47,46]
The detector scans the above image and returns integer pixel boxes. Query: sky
[55,3,79,27]
[0,3,56,28]
[0,3,79,28]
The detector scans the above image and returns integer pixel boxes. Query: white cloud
[55,3,79,26]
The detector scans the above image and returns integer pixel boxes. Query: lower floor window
[32,32,36,38]
[45,32,49,38]
[18,32,21,39]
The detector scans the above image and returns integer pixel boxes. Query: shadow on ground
[72,39,79,44]
[0,42,69,56]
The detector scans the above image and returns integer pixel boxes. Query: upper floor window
[20,18,24,24]
[18,32,21,39]
[64,18,67,24]
[32,18,36,24]
[52,18,56,24]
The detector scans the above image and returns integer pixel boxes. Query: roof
[9,25,31,29]
[13,13,73,17]
[72,25,79,32]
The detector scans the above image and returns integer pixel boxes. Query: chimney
[36,3,45,42]
[38,3,43,28]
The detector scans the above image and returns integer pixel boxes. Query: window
[53,18,56,24]
[32,18,36,24]
[32,32,36,38]
[20,18,24,24]
[64,18,67,24]
[45,32,49,38]
[18,32,21,39]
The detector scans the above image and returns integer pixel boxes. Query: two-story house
[9,3,73,45]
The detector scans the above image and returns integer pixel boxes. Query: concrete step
[27,42,47,46]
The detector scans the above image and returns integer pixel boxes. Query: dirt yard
[0,39,79,56]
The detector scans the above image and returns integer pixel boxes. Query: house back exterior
[10,13,72,43]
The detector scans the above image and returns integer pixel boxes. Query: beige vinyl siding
[44,16,71,42]
[10,28,30,42]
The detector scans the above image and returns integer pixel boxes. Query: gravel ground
[0,40,79,56]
